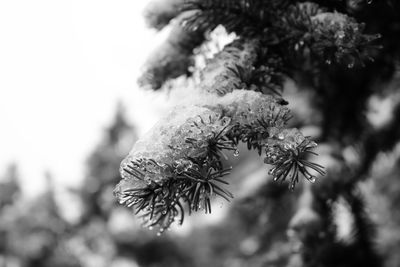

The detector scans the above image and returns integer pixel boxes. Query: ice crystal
[115,90,323,230]
[200,39,259,95]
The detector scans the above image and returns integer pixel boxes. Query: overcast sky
[0,1,169,196]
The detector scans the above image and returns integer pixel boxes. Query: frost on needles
[114,90,325,233]
[114,0,381,233]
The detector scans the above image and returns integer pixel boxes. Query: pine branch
[115,158,233,234]
[198,38,260,95]
[116,1,400,233]
[115,90,324,230]
[181,0,290,34]
[143,0,185,30]
[309,11,381,67]
[227,61,285,96]
[266,137,326,190]
[138,12,205,90]
[139,1,382,94]
[181,1,381,67]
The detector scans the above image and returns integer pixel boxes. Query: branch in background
[276,2,381,68]
[284,142,384,267]
[139,1,382,94]
[358,102,400,178]
[182,1,382,68]
[143,0,185,30]
[138,12,205,90]
[181,0,289,37]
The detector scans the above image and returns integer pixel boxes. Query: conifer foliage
[114,4,400,264]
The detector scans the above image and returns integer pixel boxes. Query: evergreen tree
[0,171,80,267]
[0,164,20,209]
[112,1,400,266]
[79,103,136,223]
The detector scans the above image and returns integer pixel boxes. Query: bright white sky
[0,1,169,196]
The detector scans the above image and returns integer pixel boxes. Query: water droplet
[273,176,279,181]
[283,143,294,150]
[308,141,318,148]
[277,133,285,140]
[162,210,167,215]
[309,177,316,183]
[148,226,153,230]
[156,232,161,236]
[233,150,240,157]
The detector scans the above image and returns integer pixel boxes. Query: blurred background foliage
[1,77,400,267]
